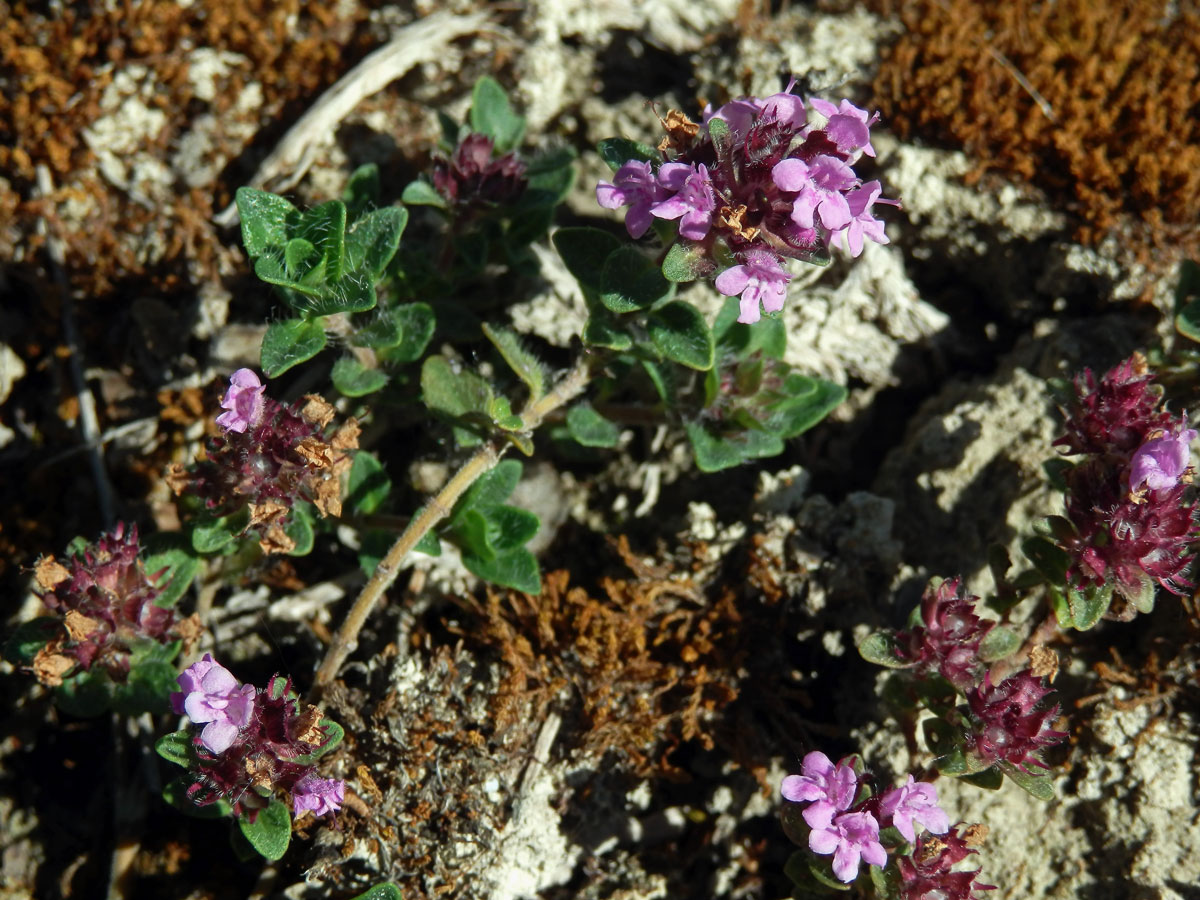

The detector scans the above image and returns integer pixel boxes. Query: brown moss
[870,0,1200,247]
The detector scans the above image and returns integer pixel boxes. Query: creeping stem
[311,352,595,697]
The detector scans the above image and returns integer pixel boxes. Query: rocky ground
[2,2,1199,900]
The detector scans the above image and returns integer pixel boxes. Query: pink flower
[781,751,858,815]
[596,160,665,239]
[836,180,897,257]
[715,249,792,324]
[216,368,266,434]
[773,155,858,231]
[808,98,879,159]
[651,162,717,240]
[292,774,345,817]
[804,806,888,883]
[172,653,256,755]
[1129,418,1196,492]
[879,776,950,844]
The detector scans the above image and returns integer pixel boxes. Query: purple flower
[808,98,879,159]
[781,751,858,815]
[773,155,858,231]
[1129,418,1196,492]
[704,98,761,142]
[292,774,345,817]
[172,653,256,754]
[596,160,665,239]
[879,776,950,844]
[715,249,792,324]
[651,162,717,240]
[805,806,888,883]
[836,180,897,257]
[216,368,266,434]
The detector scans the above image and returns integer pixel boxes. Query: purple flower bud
[216,369,266,434]
[714,249,792,323]
[173,654,256,754]
[292,774,345,817]
[1129,418,1196,493]
[879,776,950,844]
[805,806,888,883]
[596,160,665,239]
[651,162,717,240]
[965,671,1066,771]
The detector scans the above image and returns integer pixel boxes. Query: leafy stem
[310,351,596,697]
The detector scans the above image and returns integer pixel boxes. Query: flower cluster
[896,825,995,900]
[171,655,344,819]
[168,370,359,555]
[1054,355,1199,609]
[596,81,897,323]
[964,671,1067,771]
[432,132,528,209]
[894,577,993,690]
[30,523,196,687]
[781,751,948,883]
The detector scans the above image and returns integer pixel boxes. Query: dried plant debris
[0,0,375,293]
[870,0,1200,249]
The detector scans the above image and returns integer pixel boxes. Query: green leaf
[600,247,672,313]
[922,716,961,759]
[162,776,234,819]
[345,206,408,278]
[770,376,846,438]
[296,200,348,283]
[806,856,854,892]
[414,530,441,556]
[253,252,322,297]
[55,668,114,717]
[553,227,623,292]
[283,504,315,557]
[421,356,494,420]
[400,179,448,209]
[997,761,1056,801]
[453,459,523,521]
[1176,295,1200,343]
[348,452,392,516]
[143,538,200,609]
[977,624,1021,662]
[284,237,319,275]
[238,799,292,861]
[191,509,248,554]
[304,272,379,317]
[486,505,541,553]
[647,301,714,370]
[685,422,782,472]
[660,241,710,283]
[596,137,659,172]
[713,296,786,359]
[1022,536,1071,584]
[352,312,403,349]
[379,303,435,364]
[469,76,526,152]
[114,660,177,715]
[3,617,60,665]
[1128,572,1156,615]
[707,116,733,162]
[856,631,910,668]
[456,509,497,562]
[343,163,381,220]
[349,885,404,900]
[332,356,389,397]
[261,318,327,378]
[961,766,1005,790]
[1066,581,1113,631]
[463,548,541,594]
[482,324,546,401]
[566,404,620,448]
[581,303,632,350]
[236,187,299,257]
[155,730,197,768]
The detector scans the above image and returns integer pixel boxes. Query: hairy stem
[310,352,595,697]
